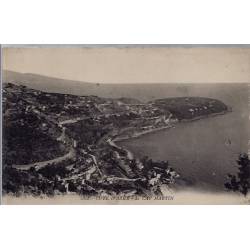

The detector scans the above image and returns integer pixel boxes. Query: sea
[115,83,249,192]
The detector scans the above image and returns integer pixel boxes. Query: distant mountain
[3,71,247,108]
[3,70,97,96]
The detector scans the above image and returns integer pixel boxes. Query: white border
[1,0,250,250]
[1,0,250,44]
[0,44,2,205]
[0,206,249,250]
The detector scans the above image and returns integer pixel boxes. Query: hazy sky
[3,46,250,83]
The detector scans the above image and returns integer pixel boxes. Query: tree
[225,153,250,196]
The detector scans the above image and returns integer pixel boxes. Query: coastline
[178,110,230,123]
[113,124,173,143]
[107,109,231,180]
[113,109,230,144]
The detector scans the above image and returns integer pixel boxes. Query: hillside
[153,97,228,120]
[3,70,96,96]
[2,81,229,197]
[2,83,69,165]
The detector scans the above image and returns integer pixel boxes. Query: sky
[3,46,250,83]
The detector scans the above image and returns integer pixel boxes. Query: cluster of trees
[3,157,75,196]
[225,153,250,196]
[2,167,55,196]
[65,119,110,145]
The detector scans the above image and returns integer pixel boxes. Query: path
[12,148,75,171]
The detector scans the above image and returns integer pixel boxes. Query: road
[12,148,75,170]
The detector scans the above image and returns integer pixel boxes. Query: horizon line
[3,69,250,85]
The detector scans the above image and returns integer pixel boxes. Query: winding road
[12,148,76,170]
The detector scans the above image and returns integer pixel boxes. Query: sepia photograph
[1,45,250,204]
[1,2,250,250]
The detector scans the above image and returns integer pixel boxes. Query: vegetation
[225,153,250,196]
[153,97,228,120]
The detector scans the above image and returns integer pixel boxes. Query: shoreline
[113,124,173,143]
[107,109,231,183]
[178,110,230,123]
[113,109,230,144]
